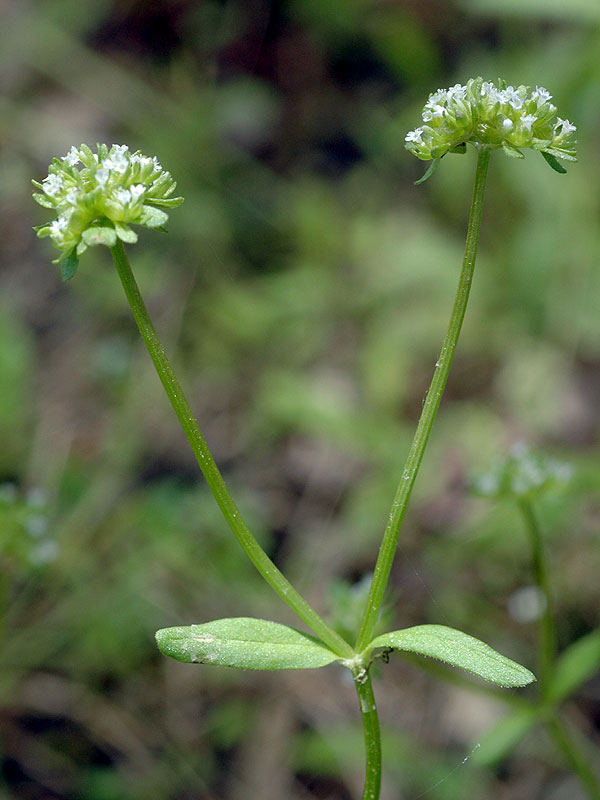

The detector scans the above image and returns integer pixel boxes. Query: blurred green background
[1,0,600,798]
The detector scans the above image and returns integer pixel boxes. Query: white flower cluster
[33,144,183,267]
[405,77,577,165]
[472,443,573,501]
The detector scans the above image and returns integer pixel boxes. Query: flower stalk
[356,146,491,653]
[108,239,353,660]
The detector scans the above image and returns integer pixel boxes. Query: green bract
[405,77,577,169]
[32,144,184,278]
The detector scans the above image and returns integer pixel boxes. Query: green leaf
[502,143,525,159]
[548,628,600,704]
[60,249,79,281]
[415,158,440,185]
[32,192,56,209]
[155,617,341,670]
[542,147,577,162]
[115,223,138,244]
[81,225,118,248]
[146,196,185,208]
[449,143,467,154]
[139,205,169,228]
[541,151,567,174]
[368,625,536,687]
[472,708,538,766]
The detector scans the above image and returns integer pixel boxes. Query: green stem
[547,716,600,800]
[356,147,491,652]
[354,670,382,800]
[517,497,555,698]
[109,241,353,660]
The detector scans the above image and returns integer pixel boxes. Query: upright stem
[517,497,555,697]
[109,241,353,660]
[354,670,381,800]
[356,148,491,652]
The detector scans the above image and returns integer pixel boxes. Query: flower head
[405,78,577,174]
[33,144,184,278]
[471,443,573,501]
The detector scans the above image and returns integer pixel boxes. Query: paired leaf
[156,617,340,671]
[368,625,535,687]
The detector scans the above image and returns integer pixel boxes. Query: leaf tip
[60,249,79,281]
[414,158,440,185]
[541,150,567,174]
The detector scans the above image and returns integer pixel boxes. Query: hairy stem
[517,498,555,697]
[109,241,353,659]
[356,147,491,652]
[354,670,382,800]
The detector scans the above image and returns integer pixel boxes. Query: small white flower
[481,81,499,102]
[130,154,154,169]
[447,83,467,100]
[114,188,132,205]
[427,89,447,106]
[96,168,110,187]
[42,173,63,196]
[130,184,145,201]
[422,104,446,121]
[520,114,536,130]
[49,216,69,236]
[502,118,514,132]
[152,156,163,171]
[62,146,81,167]
[501,87,524,110]
[532,86,552,105]
[103,153,129,173]
[405,128,424,144]
[555,117,576,136]
[65,188,80,205]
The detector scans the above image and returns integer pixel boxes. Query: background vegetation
[1,0,599,797]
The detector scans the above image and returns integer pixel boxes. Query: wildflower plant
[32,78,594,800]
